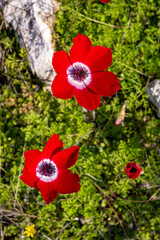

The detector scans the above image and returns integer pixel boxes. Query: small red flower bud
[92,0,111,3]
[125,162,142,179]
[99,0,111,3]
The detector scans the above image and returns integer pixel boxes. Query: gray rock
[1,0,60,86]
[146,80,160,118]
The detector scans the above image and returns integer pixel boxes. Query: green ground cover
[0,0,160,239]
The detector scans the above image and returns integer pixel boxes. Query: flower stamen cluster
[36,159,58,182]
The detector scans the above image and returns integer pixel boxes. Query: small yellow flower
[24,224,36,238]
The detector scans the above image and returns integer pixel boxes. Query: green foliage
[1,0,160,239]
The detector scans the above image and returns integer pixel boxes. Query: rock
[146,80,160,118]
[1,0,60,86]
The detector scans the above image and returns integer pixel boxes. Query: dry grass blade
[14,142,26,210]
[62,0,82,50]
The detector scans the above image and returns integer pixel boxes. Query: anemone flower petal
[88,71,120,97]
[20,167,39,188]
[70,33,92,63]
[24,149,41,172]
[52,74,74,100]
[73,86,100,111]
[85,46,112,72]
[38,181,58,204]
[52,146,80,169]
[53,169,80,194]
[52,51,71,74]
[42,134,63,159]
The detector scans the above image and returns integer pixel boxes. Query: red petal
[24,149,41,173]
[38,181,58,204]
[130,169,142,179]
[135,163,140,168]
[70,33,92,63]
[52,51,71,74]
[73,87,100,111]
[52,146,80,169]
[100,0,110,3]
[85,46,112,72]
[42,134,63,159]
[53,169,81,194]
[20,167,39,188]
[51,74,73,100]
[88,71,120,97]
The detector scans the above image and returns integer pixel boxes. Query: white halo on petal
[67,62,92,90]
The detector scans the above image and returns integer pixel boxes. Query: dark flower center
[129,166,137,173]
[36,159,58,182]
[67,62,91,89]
[68,65,89,81]
[38,162,56,177]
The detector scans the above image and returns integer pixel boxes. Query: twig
[101,92,117,135]
[77,12,122,28]
[55,222,71,240]
[86,173,103,182]
[142,188,160,208]
[121,12,132,42]
[42,235,52,240]
[145,76,152,88]
[10,181,23,213]
[2,214,19,226]
[1,229,5,240]
[118,62,154,78]
[96,228,107,240]
[1,71,53,83]
[0,207,37,219]
[14,142,26,210]
[113,194,160,203]
[62,0,82,50]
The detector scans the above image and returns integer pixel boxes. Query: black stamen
[68,65,88,81]
[129,166,137,173]
[38,163,56,177]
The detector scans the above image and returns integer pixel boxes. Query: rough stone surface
[1,0,60,85]
[146,80,160,118]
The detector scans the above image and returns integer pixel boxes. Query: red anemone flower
[52,33,120,111]
[125,162,142,179]
[20,134,80,204]
[100,0,110,2]
[93,0,111,3]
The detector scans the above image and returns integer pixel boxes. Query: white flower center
[67,62,92,90]
[36,159,58,182]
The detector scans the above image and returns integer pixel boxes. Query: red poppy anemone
[93,0,110,3]
[52,33,120,111]
[94,0,111,3]
[20,134,80,204]
[100,0,110,3]
[125,162,142,179]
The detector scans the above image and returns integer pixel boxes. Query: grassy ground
[0,0,160,239]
